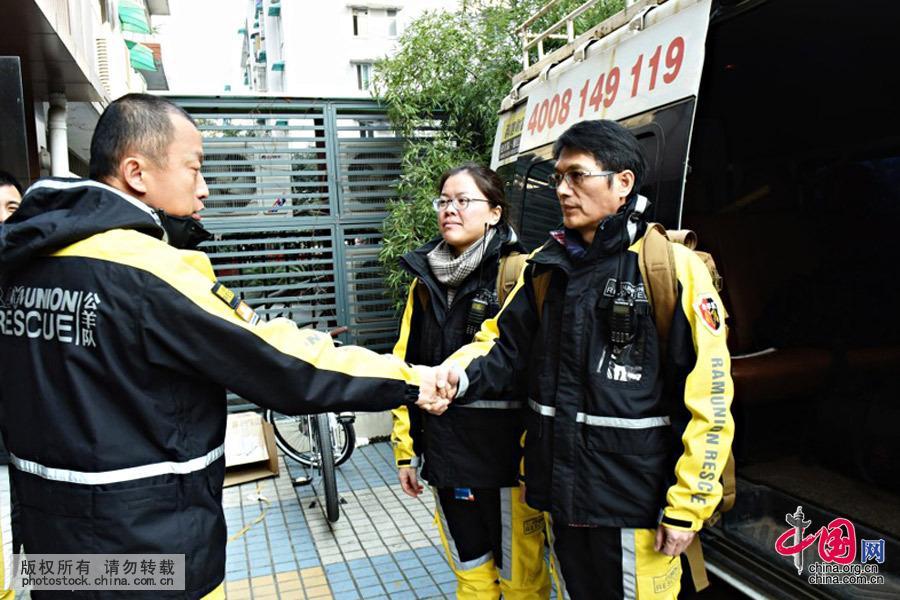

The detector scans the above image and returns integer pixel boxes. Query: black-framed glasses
[432,197,491,212]
[548,170,616,188]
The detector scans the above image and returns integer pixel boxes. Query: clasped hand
[413,364,459,415]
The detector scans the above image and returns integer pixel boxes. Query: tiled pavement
[222,441,461,599]
[3,441,553,599]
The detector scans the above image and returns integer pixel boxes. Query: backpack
[496,252,528,306]
[530,223,735,592]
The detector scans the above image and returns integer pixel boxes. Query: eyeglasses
[432,197,492,212]
[548,170,616,188]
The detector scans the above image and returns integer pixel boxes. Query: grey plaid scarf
[427,229,497,306]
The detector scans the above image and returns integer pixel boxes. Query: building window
[352,8,368,37]
[386,9,398,37]
[355,63,372,91]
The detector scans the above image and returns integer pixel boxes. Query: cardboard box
[223,411,280,487]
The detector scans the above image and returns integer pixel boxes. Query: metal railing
[518,0,640,69]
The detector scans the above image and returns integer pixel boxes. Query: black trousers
[436,487,503,567]
[549,521,682,599]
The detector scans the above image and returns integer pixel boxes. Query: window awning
[119,0,151,34]
[126,40,157,71]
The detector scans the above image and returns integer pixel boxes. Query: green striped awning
[126,40,157,71]
[119,0,151,34]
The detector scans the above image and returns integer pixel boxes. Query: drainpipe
[48,92,70,177]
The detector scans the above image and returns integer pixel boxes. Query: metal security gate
[171,96,426,411]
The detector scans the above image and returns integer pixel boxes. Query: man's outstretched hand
[434,363,459,401]
[412,364,460,415]
[413,365,450,415]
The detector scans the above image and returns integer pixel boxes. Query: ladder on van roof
[517,0,663,74]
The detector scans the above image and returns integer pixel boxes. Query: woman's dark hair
[437,162,510,225]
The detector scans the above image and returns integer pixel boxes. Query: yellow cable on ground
[227,484,271,544]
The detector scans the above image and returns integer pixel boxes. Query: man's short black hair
[89,93,196,181]
[0,170,22,194]
[553,120,647,200]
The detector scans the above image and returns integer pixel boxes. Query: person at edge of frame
[0,93,451,600]
[429,120,735,599]
[0,169,24,600]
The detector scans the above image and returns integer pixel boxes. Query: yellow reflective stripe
[664,244,734,530]
[50,230,419,384]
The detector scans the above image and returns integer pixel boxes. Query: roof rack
[513,0,664,87]
[519,0,640,69]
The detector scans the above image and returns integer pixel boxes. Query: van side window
[518,157,561,249]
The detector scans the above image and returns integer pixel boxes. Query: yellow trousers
[434,487,551,600]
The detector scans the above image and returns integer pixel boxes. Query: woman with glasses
[390,163,551,599]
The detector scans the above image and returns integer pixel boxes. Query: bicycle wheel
[313,413,340,523]
[333,420,356,467]
[266,409,317,467]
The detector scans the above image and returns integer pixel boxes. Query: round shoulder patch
[693,294,723,335]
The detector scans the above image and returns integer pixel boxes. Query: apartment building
[0,0,169,182]
[239,0,458,96]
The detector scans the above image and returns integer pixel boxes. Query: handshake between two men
[411,364,461,415]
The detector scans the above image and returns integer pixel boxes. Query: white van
[491,1,900,597]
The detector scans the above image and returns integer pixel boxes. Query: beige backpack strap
[720,450,737,513]
[638,223,678,346]
[532,271,552,322]
[497,252,528,306]
[664,229,698,249]
[684,537,711,592]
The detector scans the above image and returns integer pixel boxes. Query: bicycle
[264,327,357,523]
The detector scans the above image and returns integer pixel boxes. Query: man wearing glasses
[431,120,734,599]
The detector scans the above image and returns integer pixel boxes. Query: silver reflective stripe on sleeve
[528,399,556,417]
[10,444,225,486]
[528,399,670,429]
[458,400,524,410]
[576,414,671,428]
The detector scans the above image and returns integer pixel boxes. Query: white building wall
[244,0,458,97]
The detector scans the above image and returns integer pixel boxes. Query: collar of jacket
[0,178,165,269]
[531,195,650,271]
[400,222,523,317]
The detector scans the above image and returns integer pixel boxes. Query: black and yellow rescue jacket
[0,179,421,599]
[447,198,734,531]
[391,223,527,488]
